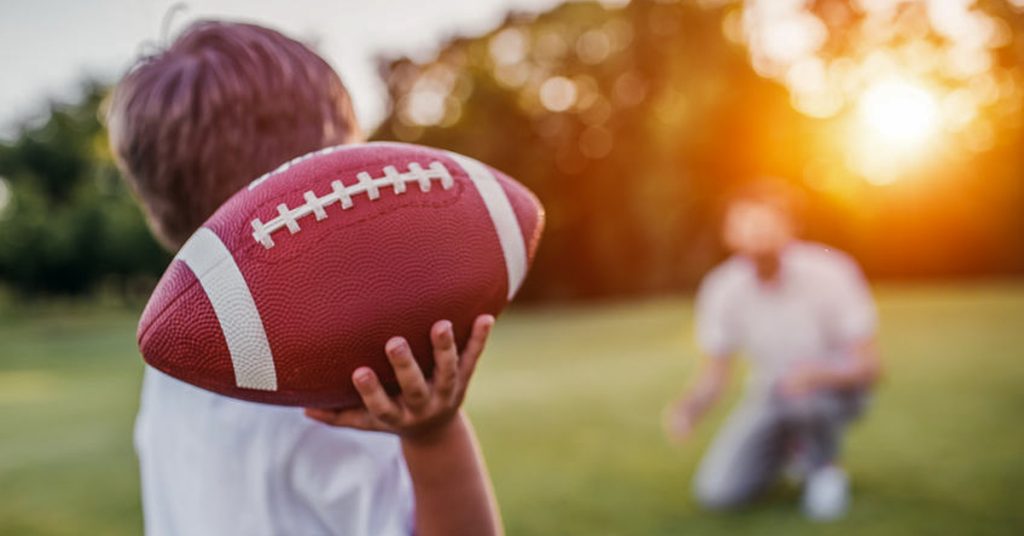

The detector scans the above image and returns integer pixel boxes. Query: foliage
[0,83,168,296]
[373,0,1024,300]
[2,1,1024,300]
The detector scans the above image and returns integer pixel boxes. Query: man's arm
[778,253,882,398]
[305,316,502,536]
[778,338,881,398]
[664,354,734,443]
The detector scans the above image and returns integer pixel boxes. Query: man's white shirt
[135,366,414,536]
[695,241,878,393]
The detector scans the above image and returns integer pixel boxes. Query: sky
[0,0,566,137]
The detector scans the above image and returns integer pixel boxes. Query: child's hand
[304,315,494,440]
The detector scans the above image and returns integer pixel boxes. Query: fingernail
[354,368,373,385]
[442,320,453,333]
[386,337,407,353]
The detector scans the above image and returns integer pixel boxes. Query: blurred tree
[0,82,169,297]
[374,1,816,299]
[1,0,1022,301]
[373,0,1024,300]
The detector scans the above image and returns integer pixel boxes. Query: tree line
[1,1,1022,300]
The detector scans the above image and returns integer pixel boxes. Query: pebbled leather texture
[138,142,544,408]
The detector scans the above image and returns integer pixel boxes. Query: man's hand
[305,315,494,440]
[663,356,733,445]
[663,401,698,445]
[778,343,882,399]
[778,360,823,399]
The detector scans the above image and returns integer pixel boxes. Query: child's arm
[305,315,502,536]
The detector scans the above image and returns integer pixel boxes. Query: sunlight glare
[857,79,939,147]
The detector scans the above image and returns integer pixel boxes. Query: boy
[665,179,881,520]
[108,21,501,536]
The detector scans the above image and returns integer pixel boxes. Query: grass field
[1,283,1023,535]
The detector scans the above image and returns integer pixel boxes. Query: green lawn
[1,283,1023,535]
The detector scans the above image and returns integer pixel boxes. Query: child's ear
[340,124,366,145]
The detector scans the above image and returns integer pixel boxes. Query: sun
[846,78,944,184]
[857,79,939,147]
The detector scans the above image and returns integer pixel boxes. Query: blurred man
[665,178,881,520]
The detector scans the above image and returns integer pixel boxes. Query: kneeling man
[666,178,881,520]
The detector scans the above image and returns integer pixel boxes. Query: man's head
[108,20,360,250]
[721,177,803,260]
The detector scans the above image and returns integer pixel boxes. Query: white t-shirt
[134,367,414,536]
[695,241,877,392]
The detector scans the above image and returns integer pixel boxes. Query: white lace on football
[248,145,349,191]
[250,161,455,248]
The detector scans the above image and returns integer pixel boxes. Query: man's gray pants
[693,390,866,510]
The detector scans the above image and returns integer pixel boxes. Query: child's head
[108,20,360,250]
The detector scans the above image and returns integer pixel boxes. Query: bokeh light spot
[401,90,447,126]
[539,76,577,112]
[613,71,647,107]
[576,29,612,64]
[857,79,939,147]
[490,28,527,66]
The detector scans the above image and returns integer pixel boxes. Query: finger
[304,407,380,431]
[352,367,402,426]
[431,320,459,400]
[385,337,430,408]
[458,315,494,385]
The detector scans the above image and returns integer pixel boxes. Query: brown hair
[723,176,807,226]
[108,20,360,250]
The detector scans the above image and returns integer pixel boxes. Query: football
[137,142,544,408]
